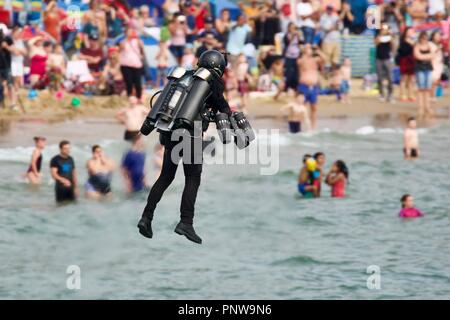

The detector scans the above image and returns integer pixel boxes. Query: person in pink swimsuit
[399,194,424,218]
[325,160,349,198]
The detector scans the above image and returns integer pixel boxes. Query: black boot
[174,222,202,244]
[137,216,153,239]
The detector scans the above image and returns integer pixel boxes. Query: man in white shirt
[297,0,316,44]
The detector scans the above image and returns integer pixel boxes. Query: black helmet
[197,50,227,77]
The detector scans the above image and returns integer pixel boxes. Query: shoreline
[1,83,450,124]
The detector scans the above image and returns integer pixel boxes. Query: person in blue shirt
[121,135,147,193]
[346,0,369,34]
[226,14,252,57]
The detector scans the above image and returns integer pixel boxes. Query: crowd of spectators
[0,0,448,119]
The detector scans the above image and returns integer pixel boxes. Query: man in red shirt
[79,33,105,74]
[184,0,209,32]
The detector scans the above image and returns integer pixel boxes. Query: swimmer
[399,194,423,218]
[26,136,46,185]
[85,145,116,199]
[325,160,349,198]
[313,152,326,195]
[281,93,311,133]
[121,135,147,193]
[403,117,420,159]
[50,140,78,203]
[116,96,149,142]
[298,155,320,198]
[314,152,326,169]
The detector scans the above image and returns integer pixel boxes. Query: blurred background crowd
[0,0,448,118]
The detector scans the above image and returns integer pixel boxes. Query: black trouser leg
[131,67,143,99]
[142,134,203,224]
[284,58,298,91]
[180,162,202,225]
[385,60,393,98]
[120,66,133,97]
[142,147,179,220]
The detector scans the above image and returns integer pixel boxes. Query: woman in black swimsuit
[27,136,46,184]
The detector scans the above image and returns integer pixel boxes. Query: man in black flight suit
[137,50,231,244]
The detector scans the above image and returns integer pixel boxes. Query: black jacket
[205,71,231,116]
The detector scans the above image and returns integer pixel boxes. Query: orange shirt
[44,12,61,42]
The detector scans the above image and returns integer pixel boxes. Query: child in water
[26,136,46,185]
[399,194,423,218]
[403,117,420,160]
[281,93,311,133]
[325,160,349,198]
[298,155,321,198]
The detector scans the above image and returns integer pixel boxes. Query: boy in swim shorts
[403,117,420,159]
[297,155,320,198]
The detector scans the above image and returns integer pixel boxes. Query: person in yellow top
[239,0,262,20]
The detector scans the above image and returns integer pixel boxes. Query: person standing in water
[403,117,420,160]
[325,160,349,198]
[50,140,78,203]
[121,135,147,193]
[399,194,423,218]
[26,136,46,185]
[314,152,326,171]
[298,155,320,198]
[281,93,310,133]
[115,96,149,142]
[85,145,116,199]
[314,152,326,196]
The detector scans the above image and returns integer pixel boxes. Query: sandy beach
[1,80,449,124]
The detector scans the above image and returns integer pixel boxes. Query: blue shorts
[169,45,184,59]
[415,70,432,90]
[298,183,314,198]
[340,80,350,94]
[298,183,307,195]
[297,84,319,104]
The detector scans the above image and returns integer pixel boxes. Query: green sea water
[0,117,449,299]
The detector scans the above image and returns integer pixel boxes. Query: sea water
[0,117,449,299]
